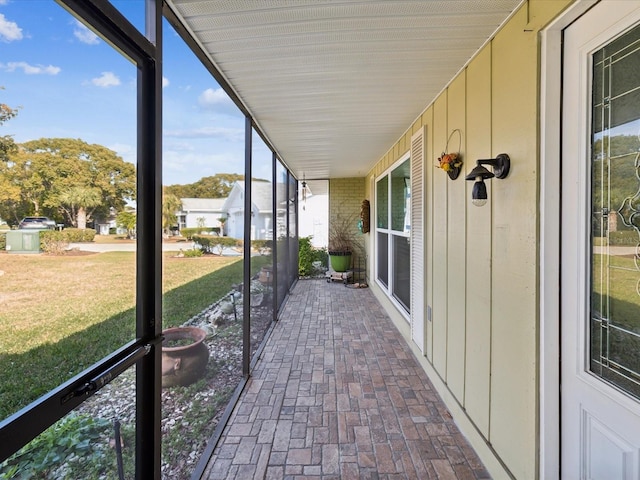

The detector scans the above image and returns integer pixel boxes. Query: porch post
[136,0,163,477]
[272,151,278,321]
[243,115,252,377]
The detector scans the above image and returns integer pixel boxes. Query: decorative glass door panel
[591,23,640,399]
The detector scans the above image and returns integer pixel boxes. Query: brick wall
[328,177,366,258]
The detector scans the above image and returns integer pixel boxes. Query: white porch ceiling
[166,0,522,180]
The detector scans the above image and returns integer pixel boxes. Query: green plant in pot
[328,214,355,272]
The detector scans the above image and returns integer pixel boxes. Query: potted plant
[328,213,356,272]
[161,326,209,387]
[436,129,464,180]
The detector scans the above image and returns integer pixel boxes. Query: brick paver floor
[202,279,491,479]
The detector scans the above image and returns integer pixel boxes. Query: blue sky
[0,0,271,185]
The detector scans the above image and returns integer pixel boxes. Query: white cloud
[165,141,195,153]
[0,61,60,75]
[73,20,99,45]
[162,149,244,185]
[162,76,170,88]
[0,13,23,42]
[108,143,135,164]
[92,71,121,88]
[164,126,243,142]
[198,88,232,107]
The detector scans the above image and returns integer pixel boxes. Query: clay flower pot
[161,326,209,387]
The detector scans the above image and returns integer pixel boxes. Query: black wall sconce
[464,154,510,207]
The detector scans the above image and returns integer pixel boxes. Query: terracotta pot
[161,327,209,387]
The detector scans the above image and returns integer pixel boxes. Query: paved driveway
[69,241,241,255]
[69,242,182,252]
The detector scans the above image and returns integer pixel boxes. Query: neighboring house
[94,207,120,235]
[223,181,273,240]
[177,198,226,232]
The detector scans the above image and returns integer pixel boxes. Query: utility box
[5,230,42,254]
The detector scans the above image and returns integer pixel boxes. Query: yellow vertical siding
[489,6,538,479]
[431,95,449,377]
[446,72,467,403]
[363,0,575,477]
[464,45,493,439]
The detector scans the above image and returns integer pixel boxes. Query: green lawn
[591,253,640,399]
[0,251,270,418]
[592,253,640,332]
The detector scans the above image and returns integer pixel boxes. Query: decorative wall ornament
[437,129,463,180]
[359,199,370,233]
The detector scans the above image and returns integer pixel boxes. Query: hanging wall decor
[437,129,463,180]
[360,199,370,233]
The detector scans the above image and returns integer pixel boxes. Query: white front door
[562,2,640,478]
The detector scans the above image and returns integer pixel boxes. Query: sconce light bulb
[471,178,488,207]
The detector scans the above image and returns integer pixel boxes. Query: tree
[0,146,48,223]
[162,192,182,235]
[117,210,136,239]
[164,173,245,199]
[57,186,102,229]
[218,216,227,236]
[0,88,21,223]
[1,138,136,227]
[0,87,19,163]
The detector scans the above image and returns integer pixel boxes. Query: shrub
[251,239,272,255]
[192,235,238,255]
[179,228,198,240]
[315,247,328,267]
[180,227,220,240]
[0,413,112,479]
[298,236,328,276]
[39,229,96,254]
[0,224,10,250]
[609,230,639,245]
[40,230,69,255]
[65,228,97,243]
[183,248,203,257]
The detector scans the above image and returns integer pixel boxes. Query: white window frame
[375,151,411,321]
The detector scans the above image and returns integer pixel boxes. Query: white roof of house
[251,182,274,212]
[227,181,276,213]
[181,198,226,212]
